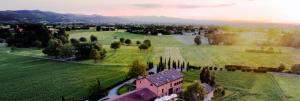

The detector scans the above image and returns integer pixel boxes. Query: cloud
[131,4,161,8]
[176,3,236,9]
[132,3,236,9]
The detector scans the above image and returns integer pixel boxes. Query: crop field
[272,73,300,101]
[0,52,128,101]
[180,45,298,68]
[183,71,286,101]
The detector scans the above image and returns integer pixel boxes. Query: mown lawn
[0,52,128,101]
[68,30,183,47]
[272,73,300,101]
[80,45,154,65]
[180,45,297,68]
[183,71,285,101]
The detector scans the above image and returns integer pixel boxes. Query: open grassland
[68,30,183,47]
[180,45,298,68]
[0,52,128,101]
[80,45,153,65]
[183,71,286,101]
[272,73,300,101]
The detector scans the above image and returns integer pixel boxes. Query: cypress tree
[168,57,171,69]
[177,60,180,68]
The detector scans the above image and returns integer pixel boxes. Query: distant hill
[0,10,128,24]
[0,10,299,28]
[0,10,227,25]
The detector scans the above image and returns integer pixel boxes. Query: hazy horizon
[1,0,300,24]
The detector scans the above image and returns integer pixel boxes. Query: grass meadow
[272,73,300,101]
[183,71,286,101]
[1,30,300,100]
[0,52,128,101]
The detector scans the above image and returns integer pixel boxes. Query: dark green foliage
[128,60,147,78]
[147,62,154,70]
[194,35,201,45]
[6,24,52,48]
[111,41,121,50]
[200,68,216,87]
[79,37,87,42]
[173,61,176,69]
[214,86,226,98]
[139,43,149,50]
[136,41,141,45]
[168,57,171,69]
[143,40,151,47]
[90,35,98,42]
[42,38,63,58]
[96,26,101,31]
[184,81,206,101]
[125,39,131,45]
[120,38,125,43]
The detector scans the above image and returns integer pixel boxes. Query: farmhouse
[112,69,215,101]
[112,69,183,101]
[136,69,184,97]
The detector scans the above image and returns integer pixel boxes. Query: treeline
[281,33,300,48]
[126,25,209,35]
[1,24,53,48]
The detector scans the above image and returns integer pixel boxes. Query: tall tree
[110,41,121,51]
[125,39,132,45]
[184,81,206,101]
[90,35,98,42]
[168,57,171,69]
[90,49,101,63]
[128,60,147,78]
[194,35,202,45]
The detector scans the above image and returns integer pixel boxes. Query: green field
[0,52,128,101]
[272,73,300,101]
[68,30,183,47]
[1,30,300,100]
[180,45,298,68]
[183,71,286,101]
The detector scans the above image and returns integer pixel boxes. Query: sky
[0,0,300,24]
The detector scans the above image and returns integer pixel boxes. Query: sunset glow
[0,0,300,24]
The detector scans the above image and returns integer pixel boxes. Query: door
[168,88,173,95]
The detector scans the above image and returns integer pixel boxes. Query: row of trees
[156,56,189,73]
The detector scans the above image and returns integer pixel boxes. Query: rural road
[99,66,157,101]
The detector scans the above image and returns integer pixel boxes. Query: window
[140,81,141,83]
[162,89,164,93]
[150,84,153,86]
[170,83,172,87]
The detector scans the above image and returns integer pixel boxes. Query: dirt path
[164,47,185,61]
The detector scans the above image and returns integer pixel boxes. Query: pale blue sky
[0,0,299,23]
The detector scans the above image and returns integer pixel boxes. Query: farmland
[180,45,297,68]
[183,71,286,101]
[272,73,300,101]
[0,52,128,101]
[1,30,300,100]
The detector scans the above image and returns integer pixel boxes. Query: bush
[125,39,131,45]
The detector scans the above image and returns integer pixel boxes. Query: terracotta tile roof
[146,69,183,86]
[112,88,156,101]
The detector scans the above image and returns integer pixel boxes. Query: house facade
[136,69,183,97]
